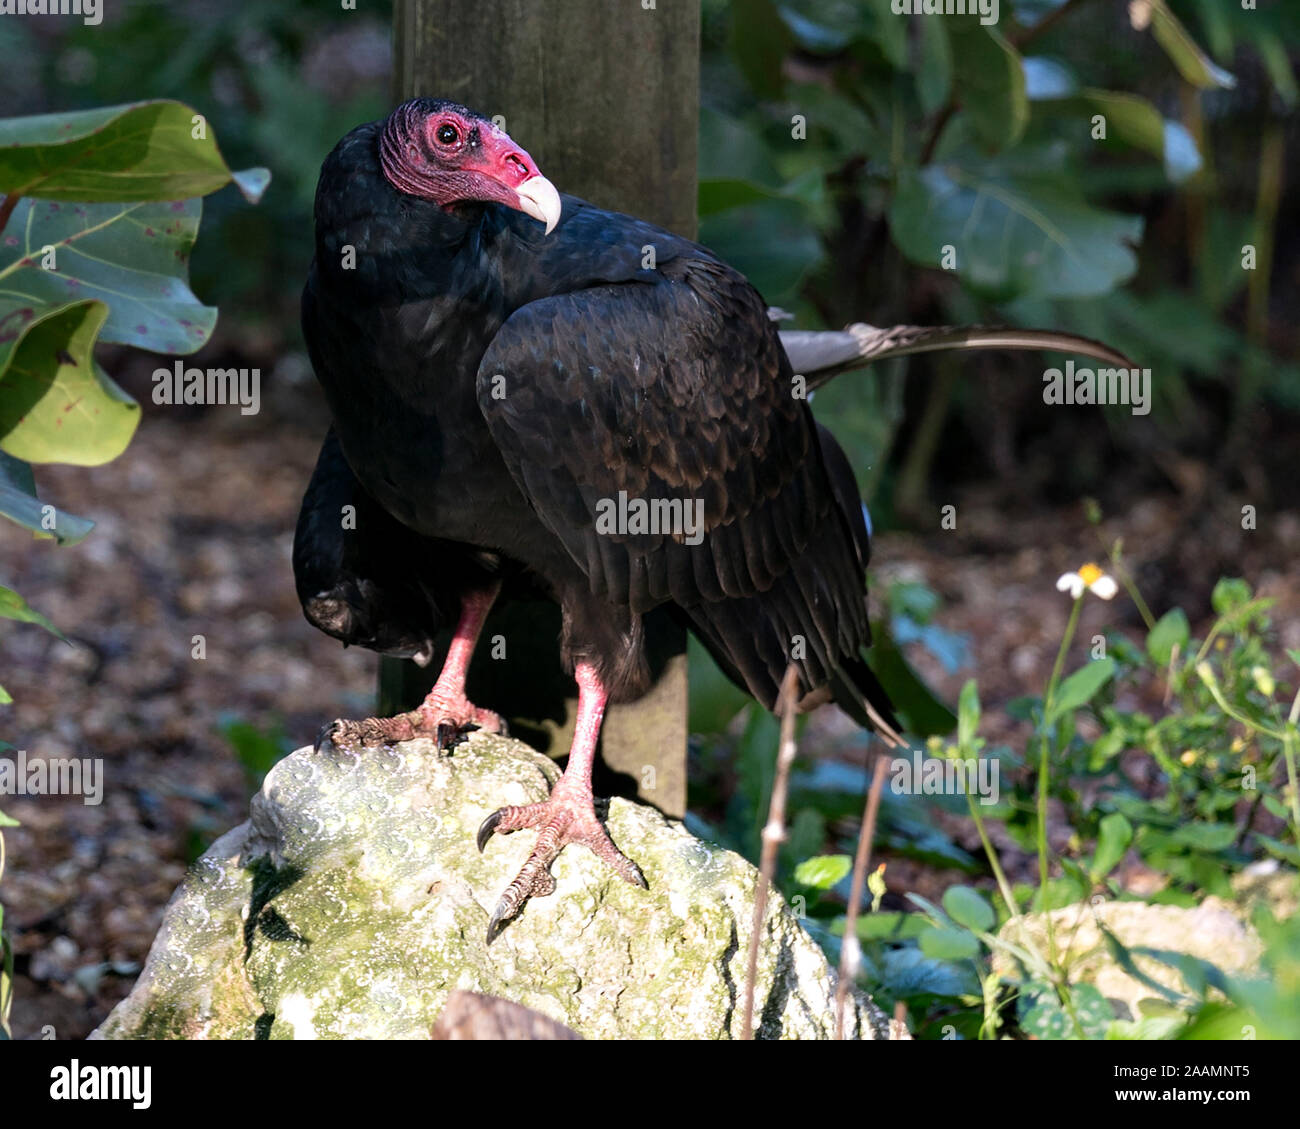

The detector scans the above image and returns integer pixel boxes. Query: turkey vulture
[295,99,1130,941]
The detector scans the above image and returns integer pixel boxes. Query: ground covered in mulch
[3,388,1297,1040]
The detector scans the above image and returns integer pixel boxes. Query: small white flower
[1056,562,1118,601]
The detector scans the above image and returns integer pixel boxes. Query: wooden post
[384,0,699,817]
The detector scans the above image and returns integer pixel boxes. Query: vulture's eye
[435,123,460,146]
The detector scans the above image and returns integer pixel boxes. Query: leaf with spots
[0,300,140,466]
[0,196,215,379]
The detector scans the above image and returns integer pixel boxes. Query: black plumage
[295,99,1120,938]
[297,102,898,736]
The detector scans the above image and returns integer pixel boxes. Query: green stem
[1037,596,1083,986]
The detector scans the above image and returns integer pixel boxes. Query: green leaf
[916,17,953,116]
[0,584,66,641]
[1068,982,1116,1038]
[867,617,957,738]
[793,853,852,891]
[956,680,980,751]
[1211,577,1251,615]
[882,945,977,998]
[942,885,995,932]
[1147,608,1190,666]
[729,0,793,99]
[0,197,215,381]
[1032,89,1202,185]
[1046,657,1116,723]
[1091,812,1133,881]
[0,683,10,704]
[918,925,981,962]
[699,197,822,305]
[947,17,1028,150]
[853,911,931,941]
[1169,822,1237,852]
[1143,0,1236,91]
[0,300,140,466]
[0,100,269,203]
[890,158,1143,300]
[0,450,94,544]
[1019,989,1073,1039]
[0,809,17,827]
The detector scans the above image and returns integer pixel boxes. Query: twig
[1009,0,1090,49]
[918,102,955,167]
[834,748,889,1039]
[741,665,801,1041]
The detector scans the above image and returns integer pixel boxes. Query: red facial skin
[379,102,544,213]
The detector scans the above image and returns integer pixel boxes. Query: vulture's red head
[378,99,561,234]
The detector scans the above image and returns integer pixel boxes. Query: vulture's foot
[477,783,646,943]
[316,695,506,754]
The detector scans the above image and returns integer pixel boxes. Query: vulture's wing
[476,254,898,736]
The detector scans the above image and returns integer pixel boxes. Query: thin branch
[1009,0,1091,50]
[834,749,889,1039]
[741,664,801,1041]
[918,101,955,167]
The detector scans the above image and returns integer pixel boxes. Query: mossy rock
[94,733,894,1040]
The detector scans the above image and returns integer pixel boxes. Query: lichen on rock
[94,733,894,1040]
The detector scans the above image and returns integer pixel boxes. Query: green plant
[809,558,1299,1038]
[0,99,268,1038]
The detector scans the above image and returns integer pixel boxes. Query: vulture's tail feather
[778,322,1136,390]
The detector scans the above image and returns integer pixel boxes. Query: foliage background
[0,0,1297,1039]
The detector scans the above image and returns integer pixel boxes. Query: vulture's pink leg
[477,660,646,942]
[318,582,505,751]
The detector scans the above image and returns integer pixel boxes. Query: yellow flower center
[1078,563,1104,586]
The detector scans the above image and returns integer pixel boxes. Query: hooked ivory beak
[515,175,562,235]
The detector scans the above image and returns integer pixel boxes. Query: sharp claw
[436,721,478,751]
[476,810,503,853]
[485,900,510,945]
[314,722,337,754]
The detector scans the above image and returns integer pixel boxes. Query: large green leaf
[0,101,269,203]
[948,18,1028,151]
[0,450,93,544]
[0,301,140,466]
[1032,90,1202,184]
[0,197,214,379]
[890,155,1143,300]
[699,197,822,305]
